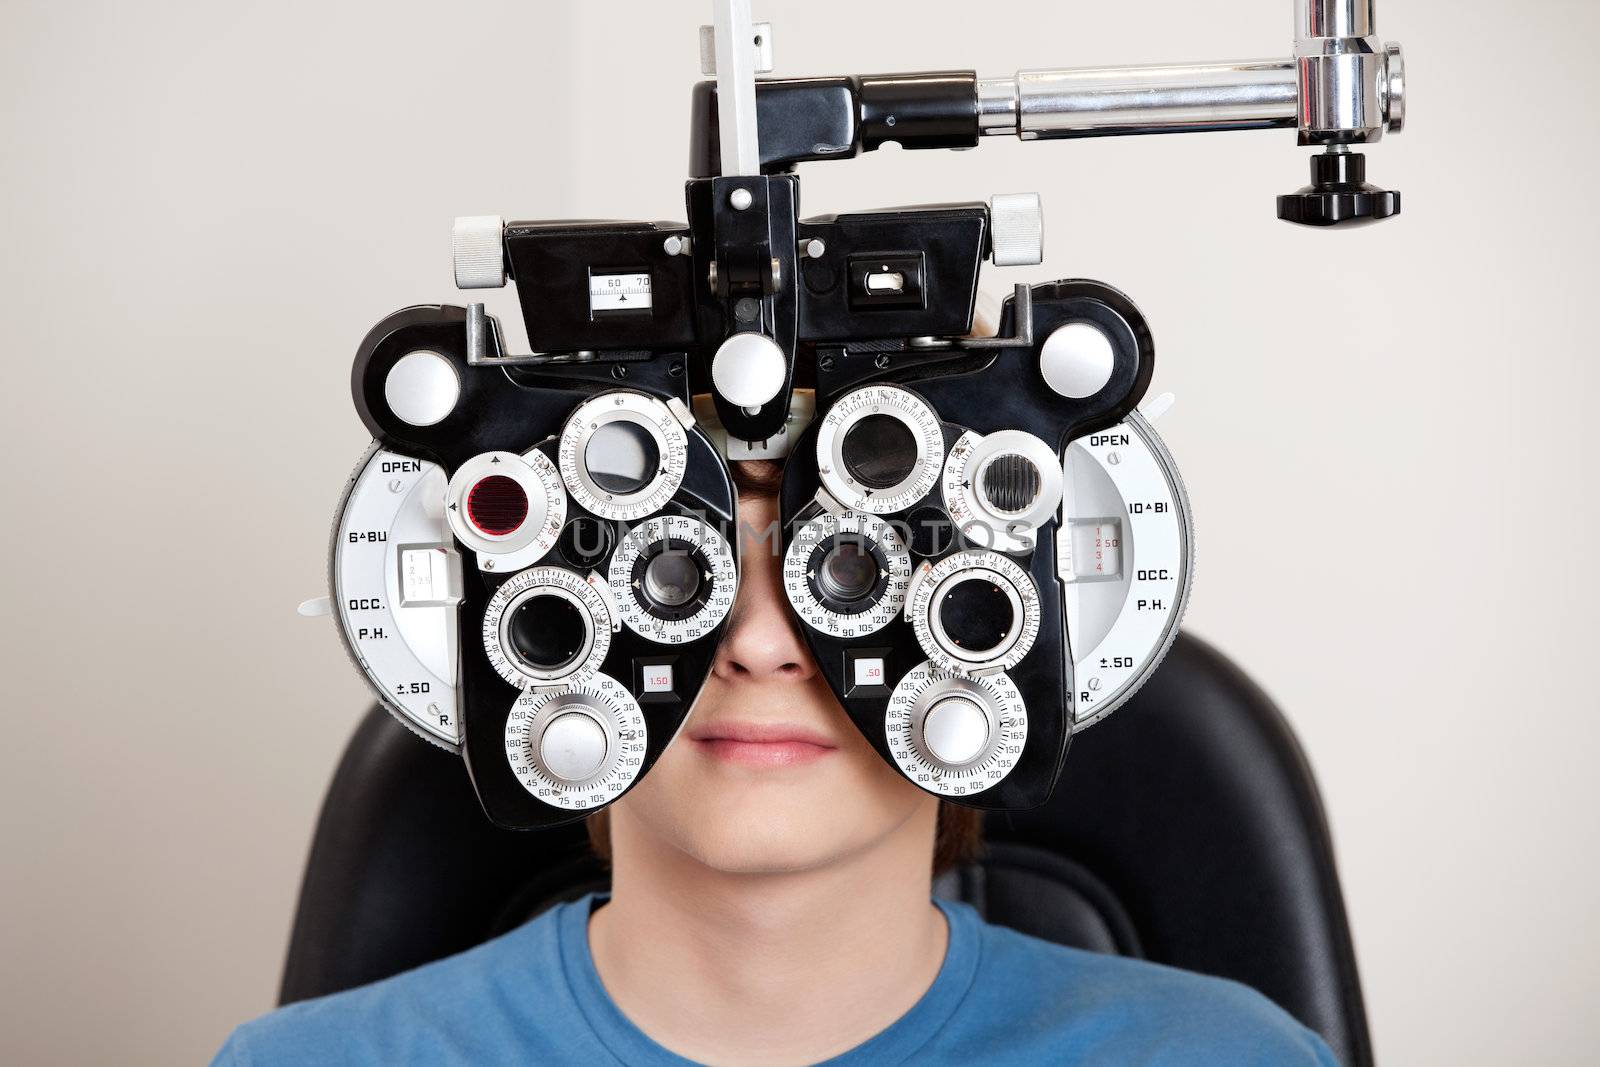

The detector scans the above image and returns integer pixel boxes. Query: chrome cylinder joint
[1294,0,1401,145]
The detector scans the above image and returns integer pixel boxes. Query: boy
[215,462,1336,1066]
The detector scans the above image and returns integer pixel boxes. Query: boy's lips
[688,721,839,767]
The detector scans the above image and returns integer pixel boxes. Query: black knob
[1277,151,1401,228]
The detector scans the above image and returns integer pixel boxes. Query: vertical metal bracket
[710,0,762,176]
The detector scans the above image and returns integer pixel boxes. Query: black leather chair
[280,633,1372,1067]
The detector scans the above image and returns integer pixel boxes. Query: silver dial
[783,511,913,638]
[559,391,690,521]
[886,662,1028,797]
[815,384,945,514]
[503,674,647,810]
[907,550,1041,675]
[481,567,615,689]
[608,514,737,644]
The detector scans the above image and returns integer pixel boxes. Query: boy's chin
[613,751,934,877]
[674,804,869,875]
[623,791,888,877]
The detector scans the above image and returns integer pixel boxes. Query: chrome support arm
[978,60,1300,140]
[978,0,1403,146]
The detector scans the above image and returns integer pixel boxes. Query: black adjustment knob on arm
[1277,151,1401,228]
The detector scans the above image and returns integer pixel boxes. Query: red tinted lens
[466,475,529,536]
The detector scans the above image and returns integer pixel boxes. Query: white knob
[711,332,787,410]
[452,215,506,289]
[539,712,609,782]
[1040,322,1115,399]
[384,350,461,427]
[922,697,991,766]
[989,193,1044,267]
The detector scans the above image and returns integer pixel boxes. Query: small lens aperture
[937,577,1014,655]
[841,414,918,489]
[510,594,588,671]
[586,420,661,495]
[643,551,702,609]
[558,516,616,570]
[817,538,880,604]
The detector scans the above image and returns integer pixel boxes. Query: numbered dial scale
[815,384,946,515]
[504,675,648,810]
[1059,406,1193,729]
[886,663,1029,797]
[907,549,1042,676]
[559,392,691,521]
[783,511,914,638]
[481,566,616,690]
[608,514,738,643]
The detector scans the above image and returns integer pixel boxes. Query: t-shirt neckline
[556,891,982,1066]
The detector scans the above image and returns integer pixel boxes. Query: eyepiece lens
[586,420,660,495]
[817,538,880,604]
[937,578,1014,655]
[841,414,918,490]
[509,594,588,671]
[642,550,702,609]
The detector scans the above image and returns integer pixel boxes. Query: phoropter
[304,0,1407,828]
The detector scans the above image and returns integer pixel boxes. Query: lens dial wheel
[607,514,737,644]
[907,550,1040,675]
[482,567,615,688]
[783,511,913,638]
[885,661,1028,798]
[559,391,691,521]
[503,674,647,810]
[815,385,945,515]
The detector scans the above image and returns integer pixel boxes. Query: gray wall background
[3,1,1595,1064]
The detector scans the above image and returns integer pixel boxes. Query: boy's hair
[584,458,986,876]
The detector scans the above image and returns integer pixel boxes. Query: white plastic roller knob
[989,193,1044,267]
[452,215,506,289]
[711,332,787,411]
[539,712,610,783]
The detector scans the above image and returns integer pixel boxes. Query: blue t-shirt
[215,894,1337,1065]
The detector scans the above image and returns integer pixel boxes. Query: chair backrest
[280,632,1372,1067]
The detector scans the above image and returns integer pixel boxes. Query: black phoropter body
[777,281,1154,809]
[322,0,1406,829]
[344,309,738,828]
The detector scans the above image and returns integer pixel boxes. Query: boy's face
[609,493,936,873]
